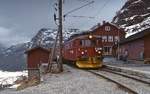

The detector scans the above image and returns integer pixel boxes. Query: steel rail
[87,70,138,94]
[102,68,150,85]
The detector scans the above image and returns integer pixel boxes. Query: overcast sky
[0,0,126,47]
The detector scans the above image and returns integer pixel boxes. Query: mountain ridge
[112,0,150,37]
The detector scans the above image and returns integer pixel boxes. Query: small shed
[25,46,51,78]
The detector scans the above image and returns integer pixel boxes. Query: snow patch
[147,7,150,10]
[125,17,150,37]
[141,13,150,17]
[132,0,142,4]
[0,70,27,85]
[120,8,128,14]
[130,15,138,20]
[114,17,119,23]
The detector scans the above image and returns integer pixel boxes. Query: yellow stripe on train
[76,57,103,68]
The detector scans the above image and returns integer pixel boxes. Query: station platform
[103,57,150,79]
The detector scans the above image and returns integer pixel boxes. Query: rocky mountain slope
[112,0,150,37]
[0,28,80,71]
[0,43,29,71]
[0,44,5,52]
[29,28,80,48]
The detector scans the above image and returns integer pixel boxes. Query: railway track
[87,69,150,94]
[66,64,150,94]
[87,70,138,94]
[101,68,150,85]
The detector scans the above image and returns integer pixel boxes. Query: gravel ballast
[1,65,128,94]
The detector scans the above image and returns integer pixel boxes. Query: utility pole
[58,0,63,72]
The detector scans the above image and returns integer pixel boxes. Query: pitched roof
[92,22,125,33]
[25,46,50,54]
[120,28,150,44]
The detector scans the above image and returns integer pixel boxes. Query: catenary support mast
[58,0,63,72]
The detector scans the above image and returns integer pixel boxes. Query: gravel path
[1,65,128,94]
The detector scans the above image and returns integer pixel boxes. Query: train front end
[76,35,103,68]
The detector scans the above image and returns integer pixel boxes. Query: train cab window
[84,40,91,47]
[91,40,96,46]
[80,40,92,47]
[80,40,84,46]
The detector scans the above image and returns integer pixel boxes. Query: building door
[103,46,112,56]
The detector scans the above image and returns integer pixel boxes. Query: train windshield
[80,39,96,47]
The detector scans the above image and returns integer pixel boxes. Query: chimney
[97,23,101,26]
[103,20,106,25]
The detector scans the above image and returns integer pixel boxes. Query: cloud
[0,27,29,47]
[0,27,14,46]
[0,27,11,36]
[0,0,126,47]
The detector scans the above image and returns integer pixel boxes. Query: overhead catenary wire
[62,0,111,35]
[77,0,92,3]
[64,1,94,17]
[94,0,111,18]
[75,0,111,30]
[66,15,95,19]
[63,0,95,30]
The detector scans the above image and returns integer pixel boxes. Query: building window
[108,36,113,42]
[114,36,119,42]
[103,46,112,55]
[105,26,111,31]
[102,36,107,42]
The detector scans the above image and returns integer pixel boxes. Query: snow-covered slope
[112,0,150,37]
[30,28,80,48]
[0,70,27,85]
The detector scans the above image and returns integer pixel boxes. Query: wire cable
[64,1,94,17]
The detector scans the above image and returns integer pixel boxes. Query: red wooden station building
[90,22,125,56]
[119,28,150,61]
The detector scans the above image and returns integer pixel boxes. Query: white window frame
[114,36,119,42]
[105,26,111,31]
[102,36,107,42]
[108,36,113,42]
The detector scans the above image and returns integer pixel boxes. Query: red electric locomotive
[63,33,103,68]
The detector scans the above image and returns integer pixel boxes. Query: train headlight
[98,51,101,54]
[81,51,84,55]
[89,35,93,39]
